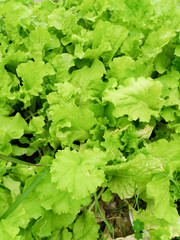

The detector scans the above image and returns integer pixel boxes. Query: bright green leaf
[103,77,164,122]
[147,175,179,223]
[73,211,99,240]
[51,148,107,199]
[105,153,164,198]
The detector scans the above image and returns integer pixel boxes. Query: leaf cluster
[0,0,179,239]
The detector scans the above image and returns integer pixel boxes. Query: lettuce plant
[0,0,179,239]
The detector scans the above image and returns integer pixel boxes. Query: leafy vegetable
[0,0,179,239]
[105,153,163,198]
[73,210,99,240]
[103,77,164,122]
[51,148,107,199]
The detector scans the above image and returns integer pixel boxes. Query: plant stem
[0,154,47,167]
[89,188,105,211]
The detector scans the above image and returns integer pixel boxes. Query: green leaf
[105,153,164,198]
[0,113,27,155]
[17,60,55,96]
[132,209,180,240]
[145,139,180,167]
[154,52,171,74]
[32,210,76,238]
[48,103,96,147]
[0,167,49,220]
[17,228,34,240]
[32,213,52,238]
[0,113,27,140]
[73,211,99,240]
[0,219,20,240]
[84,21,128,62]
[133,219,144,232]
[48,7,84,44]
[142,27,176,59]
[121,124,139,152]
[25,26,60,60]
[175,45,180,57]
[156,70,180,99]
[146,175,179,223]
[11,145,36,157]
[51,53,74,82]
[20,175,44,219]
[107,56,135,85]
[21,191,43,220]
[0,188,11,216]
[35,173,84,215]
[168,119,180,135]
[0,205,31,240]
[161,107,177,122]
[121,29,144,59]
[51,148,107,199]
[101,189,113,203]
[2,1,32,41]
[103,77,164,122]
[133,219,144,240]
[70,59,106,102]
[59,229,72,240]
[136,124,154,140]
[47,82,77,105]
[29,116,45,134]
[101,129,124,162]
[0,0,179,238]
[49,229,72,240]
[3,176,21,201]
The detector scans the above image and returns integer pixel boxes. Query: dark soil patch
[94,194,134,239]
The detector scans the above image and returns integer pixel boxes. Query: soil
[93,194,134,239]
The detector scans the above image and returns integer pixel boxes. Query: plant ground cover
[0,0,180,239]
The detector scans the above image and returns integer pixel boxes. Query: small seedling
[133,219,144,240]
